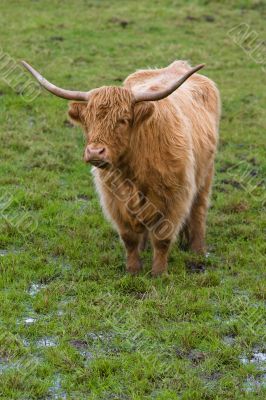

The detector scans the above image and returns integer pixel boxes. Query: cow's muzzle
[84,144,109,168]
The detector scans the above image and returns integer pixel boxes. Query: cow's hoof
[151,269,168,278]
[189,240,206,255]
[127,269,140,276]
[126,260,143,275]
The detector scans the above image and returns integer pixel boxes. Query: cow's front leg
[120,230,142,275]
[151,236,171,277]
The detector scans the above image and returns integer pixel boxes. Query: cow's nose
[85,145,107,164]
[87,145,105,157]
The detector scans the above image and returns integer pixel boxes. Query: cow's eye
[117,118,128,126]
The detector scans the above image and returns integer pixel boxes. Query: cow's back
[124,60,221,190]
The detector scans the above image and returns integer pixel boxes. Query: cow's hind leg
[186,165,214,254]
[150,234,172,277]
[138,229,149,252]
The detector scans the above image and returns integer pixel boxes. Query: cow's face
[68,87,154,168]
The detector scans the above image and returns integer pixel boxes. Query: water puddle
[0,356,41,374]
[48,375,67,400]
[23,317,37,325]
[28,283,46,296]
[101,393,130,400]
[251,352,266,364]
[36,337,57,348]
[57,299,71,317]
[0,360,23,373]
[244,374,266,392]
[22,336,57,349]
[49,256,72,272]
[18,303,39,326]
[57,309,64,317]
[62,261,71,271]
[223,335,236,345]
[22,338,31,347]
[0,249,22,257]
[240,350,266,370]
[241,349,266,392]
[0,357,10,372]
[87,332,113,342]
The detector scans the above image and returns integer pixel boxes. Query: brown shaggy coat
[69,60,220,276]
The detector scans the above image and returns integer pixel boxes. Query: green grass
[0,0,265,399]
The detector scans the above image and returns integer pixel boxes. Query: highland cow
[22,60,220,276]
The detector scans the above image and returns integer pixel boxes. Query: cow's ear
[68,102,87,125]
[133,102,155,126]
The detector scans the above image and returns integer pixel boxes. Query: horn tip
[197,63,205,70]
[201,63,205,68]
[21,60,30,71]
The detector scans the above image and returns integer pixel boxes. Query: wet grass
[0,0,265,399]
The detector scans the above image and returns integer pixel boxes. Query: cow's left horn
[133,64,205,103]
[21,61,94,101]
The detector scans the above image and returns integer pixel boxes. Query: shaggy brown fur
[69,61,221,276]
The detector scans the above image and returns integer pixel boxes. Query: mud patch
[185,15,199,21]
[185,260,206,273]
[218,162,235,173]
[50,36,64,42]
[202,371,222,386]
[175,348,206,365]
[224,201,249,213]
[203,15,215,22]
[108,17,131,28]
[84,331,119,357]
[63,119,74,128]
[77,194,90,201]
[69,339,93,360]
[113,77,123,82]
[220,179,242,189]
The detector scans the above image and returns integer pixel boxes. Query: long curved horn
[21,61,93,101]
[133,64,205,103]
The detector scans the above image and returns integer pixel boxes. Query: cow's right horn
[133,64,205,103]
[21,61,95,101]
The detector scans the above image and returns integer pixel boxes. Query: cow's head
[21,61,204,168]
[68,87,139,167]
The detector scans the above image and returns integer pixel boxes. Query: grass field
[0,0,265,399]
